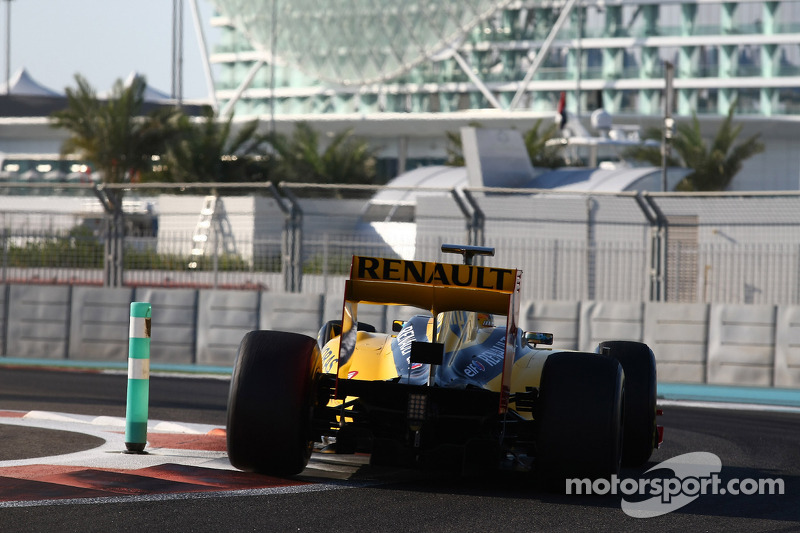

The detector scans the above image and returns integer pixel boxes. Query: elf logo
[464,360,486,377]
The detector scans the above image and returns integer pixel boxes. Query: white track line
[658,399,800,414]
[0,481,367,509]
[0,412,226,469]
[19,411,219,434]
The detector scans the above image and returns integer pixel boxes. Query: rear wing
[337,255,522,413]
[345,255,518,315]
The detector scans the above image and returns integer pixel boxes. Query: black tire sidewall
[599,340,657,467]
[227,330,321,475]
[536,351,624,487]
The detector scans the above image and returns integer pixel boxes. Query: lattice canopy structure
[211,0,513,85]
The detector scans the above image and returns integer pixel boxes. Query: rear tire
[227,330,321,476]
[535,352,624,489]
[599,340,657,467]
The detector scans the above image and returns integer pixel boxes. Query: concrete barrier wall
[775,306,800,388]
[7,285,71,359]
[521,301,580,350]
[643,303,709,384]
[260,293,324,338]
[1,283,799,388]
[134,288,198,365]
[578,301,645,352]
[69,286,134,361]
[523,299,797,387]
[707,304,777,387]
[196,290,260,366]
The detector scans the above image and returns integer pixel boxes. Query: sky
[5,0,221,100]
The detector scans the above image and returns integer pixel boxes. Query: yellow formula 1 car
[226,244,662,485]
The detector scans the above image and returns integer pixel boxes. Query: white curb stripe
[0,482,361,509]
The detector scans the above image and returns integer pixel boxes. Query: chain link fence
[0,184,798,305]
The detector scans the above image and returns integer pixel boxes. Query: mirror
[524,331,554,347]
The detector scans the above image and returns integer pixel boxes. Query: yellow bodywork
[321,320,554,421]
[322,332,397,380]
[320,255,560,419]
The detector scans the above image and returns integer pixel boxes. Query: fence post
[1,228,7,284]
[94,185,125,288]
[586,196,598,300]
[322,232,329,295]
[268,183,298,292]
[451,189,486,264]
[282,187,304,293]
[462,189,485,251]
[637,193,668,302]
[212,214,220,290]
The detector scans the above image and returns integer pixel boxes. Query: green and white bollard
[125,302,151,453]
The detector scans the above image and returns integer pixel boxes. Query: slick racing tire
[535,351,624,489]
[227,330,322,476]
[599,340,658,467]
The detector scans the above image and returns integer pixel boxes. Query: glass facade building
[209,0,800,118]
[206,0,800,189]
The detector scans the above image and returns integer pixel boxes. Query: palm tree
[622,103,765,191]
[523,118,565,168]
[51,74,178,286]
[156,106,268,183]
[267,122,378,187]
[444,128,466,166]
[621,127,681,167]
[672,106,765,191]
[52,74,175,186]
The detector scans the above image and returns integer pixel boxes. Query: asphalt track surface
[1,366,799,532]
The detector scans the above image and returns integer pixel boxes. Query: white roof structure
[97,72,174,102]
[368,125,690,209]
[372,164,689,204]
[531,166,690,192]
[0,68,62,97]
[369,165,470,205]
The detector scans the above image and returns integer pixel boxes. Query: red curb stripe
[40,469,215,496]
[146,432,227,451]
[0,475,110,502]
[0,465,87,481]
[133,464,308,489]
[0,463,309,502]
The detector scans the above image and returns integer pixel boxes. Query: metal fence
[0,184,798,306]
